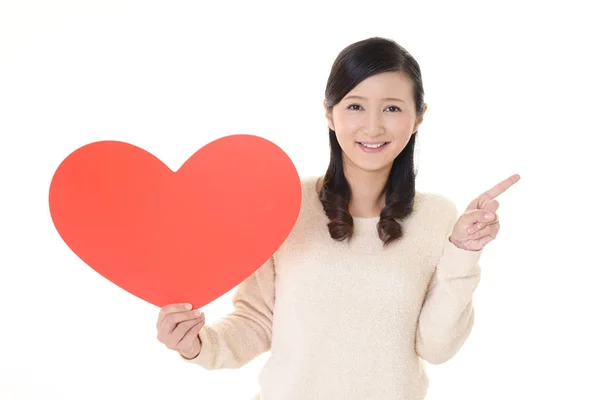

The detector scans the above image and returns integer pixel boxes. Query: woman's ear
[413,103,427,133]
[324,100,335,131]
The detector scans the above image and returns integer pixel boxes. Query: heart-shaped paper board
[49,134,301,309]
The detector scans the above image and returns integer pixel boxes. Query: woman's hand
[449,174,520,251]
[156,303,205,359]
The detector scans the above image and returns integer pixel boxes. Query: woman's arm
[415,201,483,365]
[181,256,276,370]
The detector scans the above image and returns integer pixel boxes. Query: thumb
[459,209,496,226]
[483,199,500,214]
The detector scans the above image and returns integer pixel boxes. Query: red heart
[49,135,301,309]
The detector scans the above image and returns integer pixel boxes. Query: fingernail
[185,303,192,310]
[485,213,494,220]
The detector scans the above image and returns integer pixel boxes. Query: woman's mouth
[357,142,389,153]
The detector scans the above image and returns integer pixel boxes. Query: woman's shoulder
[298,175,321,208]
[299,175,320,192]
[414,190,459,220]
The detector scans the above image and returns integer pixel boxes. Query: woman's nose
[363,112,385,137]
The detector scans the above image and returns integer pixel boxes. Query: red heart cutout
[49,134,301,308]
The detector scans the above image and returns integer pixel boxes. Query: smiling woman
[156,36,519,400]
[336,91,410,155]
[321,39,427,243]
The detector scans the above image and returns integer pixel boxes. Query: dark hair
[319,37,425,246]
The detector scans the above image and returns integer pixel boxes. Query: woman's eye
[347,104,401,112]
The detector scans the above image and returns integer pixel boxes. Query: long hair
[319,37,426,246]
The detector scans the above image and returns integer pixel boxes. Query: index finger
[156,303,192,329]
[479,174,521,208]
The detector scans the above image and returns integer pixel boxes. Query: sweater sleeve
[415,199,483,365]
[181,257,276,370]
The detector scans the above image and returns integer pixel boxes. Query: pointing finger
[478,174,520,208]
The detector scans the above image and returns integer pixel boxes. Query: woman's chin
[352,159,394,173]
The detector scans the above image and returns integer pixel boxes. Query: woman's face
[325,71,426,174]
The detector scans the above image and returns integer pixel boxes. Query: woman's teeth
[359,142,387,148]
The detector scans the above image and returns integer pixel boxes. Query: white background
[1,0,599,399]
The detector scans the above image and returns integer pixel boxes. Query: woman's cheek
[341,118,360,133]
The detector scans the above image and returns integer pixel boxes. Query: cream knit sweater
[183,176,483,400]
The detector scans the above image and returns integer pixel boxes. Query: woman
[155,37,520,399]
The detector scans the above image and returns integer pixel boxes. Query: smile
[357,142,389,152]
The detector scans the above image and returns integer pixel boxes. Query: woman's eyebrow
[344,95,406,103]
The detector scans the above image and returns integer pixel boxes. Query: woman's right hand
[156,303,205,359]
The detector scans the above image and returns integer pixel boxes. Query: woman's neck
[343,163,390,218]
[316,161,392,219]
[345,173,387,218]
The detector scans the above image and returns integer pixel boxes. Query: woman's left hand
[449,174,521,251]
